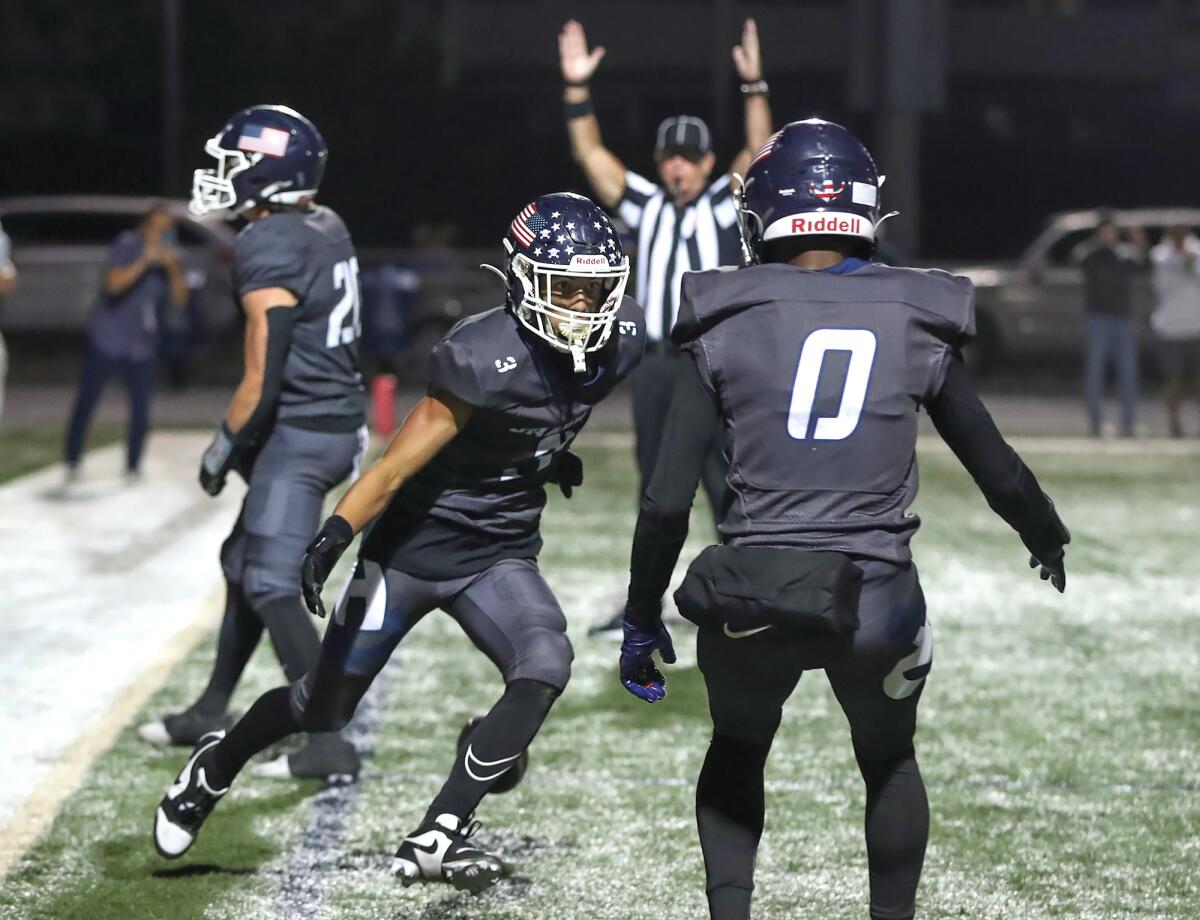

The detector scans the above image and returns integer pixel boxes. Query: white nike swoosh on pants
[723,623,772,639]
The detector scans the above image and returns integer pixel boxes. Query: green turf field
[0,423,123,485]
[2,437,1197,919]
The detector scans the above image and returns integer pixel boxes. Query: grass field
[1,436,1198,919]
[0,423,123,484]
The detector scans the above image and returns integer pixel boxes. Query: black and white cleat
[153,731,228,859]
[392,813,504,894]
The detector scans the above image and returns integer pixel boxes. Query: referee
[558,18,773,636]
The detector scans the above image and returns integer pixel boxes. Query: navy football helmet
[737,118,889,264]
[495,192,629,372]
[190,105,327,216]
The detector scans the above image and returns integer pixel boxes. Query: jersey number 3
[787,329,877,441]
[327,257,362,348]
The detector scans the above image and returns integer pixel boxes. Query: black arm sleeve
[230,305,297,451]
[625,350,722,626]
[927,352,1070,560]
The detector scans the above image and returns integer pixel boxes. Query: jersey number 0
[787,329,877,441]
[326,257,362,348]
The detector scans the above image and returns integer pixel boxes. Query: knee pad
[219,530,246,586]
[514,625,573,691]
[708,697,784,747]
[242,561,300,610]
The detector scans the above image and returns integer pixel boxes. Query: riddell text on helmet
[791,215,864,234]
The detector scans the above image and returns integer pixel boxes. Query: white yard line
[0,432,241,875]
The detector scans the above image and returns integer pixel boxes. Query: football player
[153,193,645,893]
[139,105,365,782]
[618,120,1071,920]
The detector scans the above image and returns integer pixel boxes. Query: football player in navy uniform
[618,120,1071,920]
[154,193,645,893]
[140,106,365,782]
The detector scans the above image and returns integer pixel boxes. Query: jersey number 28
[787,329,877,441]
[326,257,362,348]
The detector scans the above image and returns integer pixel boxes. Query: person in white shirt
[1150,226,1200,437]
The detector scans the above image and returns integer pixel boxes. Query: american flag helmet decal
[509,203,550,248]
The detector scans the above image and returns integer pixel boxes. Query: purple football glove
[619,618,676,703]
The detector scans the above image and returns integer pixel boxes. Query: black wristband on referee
[565,97,595,120]
[564,77,590,88]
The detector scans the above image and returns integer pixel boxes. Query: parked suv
[950,207,1200,372]
[0,195,237,334]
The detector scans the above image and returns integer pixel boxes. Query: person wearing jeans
[1076,218,1148,437]
[64,205,186,479]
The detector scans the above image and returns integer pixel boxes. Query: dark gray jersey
[674,262,974,563]
[234,205,366,426]
[363,298,646,578]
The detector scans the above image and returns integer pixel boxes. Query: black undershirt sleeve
[625,349,722,627]
[926,351,1069,561]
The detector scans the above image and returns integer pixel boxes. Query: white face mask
[190,137,257,216]
[509,250,630,372]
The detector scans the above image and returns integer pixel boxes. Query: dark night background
[2,0,1198,258]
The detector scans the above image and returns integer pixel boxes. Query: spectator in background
[64,204,187,481]
[1150,226,1200,437]
[1076,217,1148,437]
[158,264,208,390]
[0,218,16,425]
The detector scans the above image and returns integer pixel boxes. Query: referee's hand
[559,20,606,85]
[732,18,762,82]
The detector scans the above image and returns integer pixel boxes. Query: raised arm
[926,352,1071,591]
[159,246,190,308]
[300,393,473,617]
[727,18,774,180]
[560,19,627,209]
[105,247,157,297]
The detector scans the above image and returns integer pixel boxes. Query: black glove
[199,424,237,496]
[1024,498,1071,594]
[551,449,583,499]
[1029,549,1066,594]
[301,515,355,618]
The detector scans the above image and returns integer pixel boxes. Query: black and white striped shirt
[617,170,741,342]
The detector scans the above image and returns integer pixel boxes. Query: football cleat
[153,731,228,859]
[251,733,360,783]
[456,717,528,794]
[392,813,504,894]
[139,707,233,747]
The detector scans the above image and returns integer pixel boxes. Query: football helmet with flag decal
[736,118,892,265]
[491,192,630,373]
[190,105,327,216]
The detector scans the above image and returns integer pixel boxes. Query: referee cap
[655,115,712,161]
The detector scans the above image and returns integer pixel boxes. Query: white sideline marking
[0,432,241,877]
[0,588,222,878]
